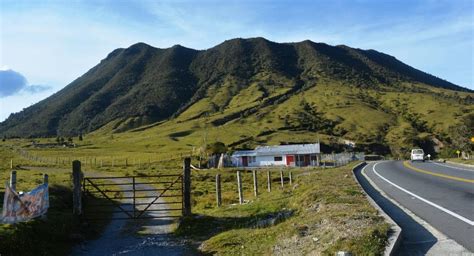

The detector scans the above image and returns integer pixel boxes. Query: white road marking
[372,162,474,226]
[430,161,474,172]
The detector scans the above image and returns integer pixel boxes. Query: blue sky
[0,0,473,121]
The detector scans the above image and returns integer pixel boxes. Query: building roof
[231,150,257,157]
[232,143,320,157]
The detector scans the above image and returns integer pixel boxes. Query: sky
[0,0,473,122]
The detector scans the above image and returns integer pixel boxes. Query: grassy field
[0,140,390,255]
[177,163,390,255]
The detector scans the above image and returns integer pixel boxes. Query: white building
[231,143,321,167]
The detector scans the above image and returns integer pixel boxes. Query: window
[412,149,424,154]
[249,156,256,163]
[274,156,283,161]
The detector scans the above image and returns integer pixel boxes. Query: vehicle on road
[410,149,425,162]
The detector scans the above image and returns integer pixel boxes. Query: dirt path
[21,166,194,255]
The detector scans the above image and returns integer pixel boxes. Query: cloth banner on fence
[1,183,49,224]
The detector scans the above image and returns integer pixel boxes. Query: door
[303,155,310,166]
[242,156,248,167]
[286,155,295,166]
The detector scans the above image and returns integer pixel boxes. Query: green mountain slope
[1,37,472,156]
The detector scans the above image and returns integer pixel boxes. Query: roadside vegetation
[446,158,474,165]
[176,162,390,255]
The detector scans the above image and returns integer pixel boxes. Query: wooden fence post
[237,171,243,204]
[125,158,128,167]
[252,170,258,197]
[289,171,293,186]
[216,174,222,207]
[10,170,16,191]
[10,159,13,169]
[280,169,284,189]
[267,170,271,192]
[183,158,192,217]
[132,177,136,218]
[72,160,83,216]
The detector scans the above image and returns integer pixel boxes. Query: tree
[449,113,473,153]
[293,99,334,132]
[206,141,227,155]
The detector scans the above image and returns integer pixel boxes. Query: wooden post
[132,177,136,218]
[280,169,284,189]
[125,158,128,166]
[252,170,258,197]
[72,160,82,215]
[289,171,293,186]
[43,174,49,185]
[237,171,243,204]
[183,158,191,216]
[10,170,17,191]
[10,159,13,169]
[267,170,271,192]
[216,174,222,207]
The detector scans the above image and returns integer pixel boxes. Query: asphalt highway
[356,160,474,254]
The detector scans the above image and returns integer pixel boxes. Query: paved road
[355,161,474,255]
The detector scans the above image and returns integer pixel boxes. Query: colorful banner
[1,183,49,224]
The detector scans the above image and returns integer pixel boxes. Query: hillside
[1,37,473,156]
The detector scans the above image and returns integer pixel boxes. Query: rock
[296,225,309,237]
[254,210,294,228]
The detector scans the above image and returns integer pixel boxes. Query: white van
[410,149,425,162]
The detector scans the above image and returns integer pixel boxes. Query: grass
[0,145,115,256]
[447,158,474,165]
[0,140,390,255]
[176,163,390,255]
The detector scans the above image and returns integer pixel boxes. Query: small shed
[231,143,321,167]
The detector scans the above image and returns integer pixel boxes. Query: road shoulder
[352,162,401,256]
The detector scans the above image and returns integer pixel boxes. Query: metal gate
[82,174,183,220]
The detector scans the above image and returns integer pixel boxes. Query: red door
[286,155,295,166]
[242,156,248,167]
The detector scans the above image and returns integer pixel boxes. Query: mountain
[1,37,472,156]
